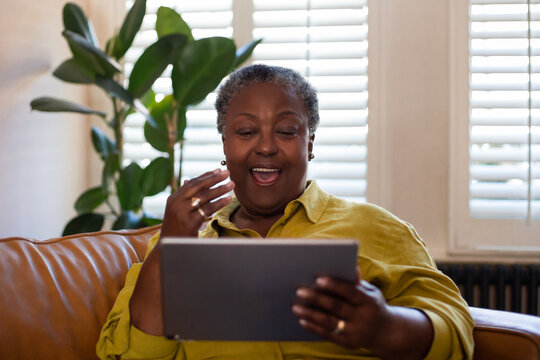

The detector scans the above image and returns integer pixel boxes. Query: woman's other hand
[292,269,434,360]
[161,168,234,238]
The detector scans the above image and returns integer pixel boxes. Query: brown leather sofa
[1,226,539,360]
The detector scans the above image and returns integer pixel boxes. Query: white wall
[368,0,452,259]
[0,0,121,239]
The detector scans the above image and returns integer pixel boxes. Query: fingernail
[296,288,309,298]
[316,277,328,287]
[291,304,302,314]
[299,319,308,327]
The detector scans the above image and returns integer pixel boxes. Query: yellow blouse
[97,181,474,360]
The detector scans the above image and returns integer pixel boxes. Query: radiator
[437,263,540,316]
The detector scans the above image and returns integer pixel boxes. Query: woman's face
[222,81,314,217]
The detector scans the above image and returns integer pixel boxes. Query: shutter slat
[470,199,540,219]
[253,26,367,43]
[253,9,367,28]
[253,0,367,11]
[471,146,540,162]
[471,164,536,181]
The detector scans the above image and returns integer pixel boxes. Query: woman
[97,64,473,359]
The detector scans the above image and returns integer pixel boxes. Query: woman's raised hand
[161,168,235,238]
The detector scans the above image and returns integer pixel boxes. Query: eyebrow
[277,110,301,118]
[232,110,301,120]
[233,112,256,119]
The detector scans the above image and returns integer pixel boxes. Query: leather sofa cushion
[471,307,540,360]
[0,226,158,360]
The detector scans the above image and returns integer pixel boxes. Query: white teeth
[252,168,279,173]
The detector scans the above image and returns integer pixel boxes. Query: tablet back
[159,237,358,341]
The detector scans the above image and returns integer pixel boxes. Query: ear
[222,135,227,157]
[308,133,315,154]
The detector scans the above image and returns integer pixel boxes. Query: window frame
[449,0,540,255]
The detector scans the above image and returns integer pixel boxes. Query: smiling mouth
[251,167,281,185]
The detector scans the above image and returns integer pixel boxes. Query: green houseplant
[31,1,260,235]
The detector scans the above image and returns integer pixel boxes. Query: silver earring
[220,160,227,166]
[308,153,314,161]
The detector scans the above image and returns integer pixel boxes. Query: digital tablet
[159,237,358,342]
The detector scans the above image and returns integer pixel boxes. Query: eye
[237,128,258,137]
[276,127,297,137]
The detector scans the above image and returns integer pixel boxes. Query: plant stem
[164,110,177,193]
[112,97,124,165]
[178,139,184,189]
[105,197,120,217]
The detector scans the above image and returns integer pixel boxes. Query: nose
[255,130,278,156]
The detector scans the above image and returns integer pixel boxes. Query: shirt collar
[286,180,328,223]
[208,179,329,232]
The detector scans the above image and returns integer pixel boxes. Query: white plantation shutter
[451,0,540,252]
[122,0,368,216]
[469,0,539,220]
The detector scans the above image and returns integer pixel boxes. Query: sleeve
[96,232,185,360]
[357,209,474,360]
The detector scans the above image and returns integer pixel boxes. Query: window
[451,0,540,252]
[123,0,369,216]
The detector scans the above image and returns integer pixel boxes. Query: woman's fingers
[295,286,355,320]
[314,276,373,306]
[182,169,231,198]
[198,194,234,219]
[293,304,342,338]
[161,168,234,237]
[191,181,235,213]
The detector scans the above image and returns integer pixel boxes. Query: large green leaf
[232,38,262,70]
[144,95,173,152]
[95,76,134,104]
[172,37,236,106]
[141,157,172,196]
[62,213,104,236]
[102,153,120,193]
[53,58,95,84]
[74,186,108,214]
[91,126,116,160]
[112,211,142,230]
[63,3,99,47]
[144,95,186,152]
[114,0,146,59]
[95,76,156,127]
[30,97,106,117]
[128,34,188,98]
[176,106,187,141]
[140,88,157,109]
[63,30,121,77]
[143,121,169,152]
[116,162,144,211]
[156,7,194,42]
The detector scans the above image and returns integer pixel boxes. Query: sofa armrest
[470,307,540,360]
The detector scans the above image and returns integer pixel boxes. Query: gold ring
[333,319,346,335]
[191,197,201,208]
[197,207,207,218]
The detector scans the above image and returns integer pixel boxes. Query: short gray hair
[215,64,319,135]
